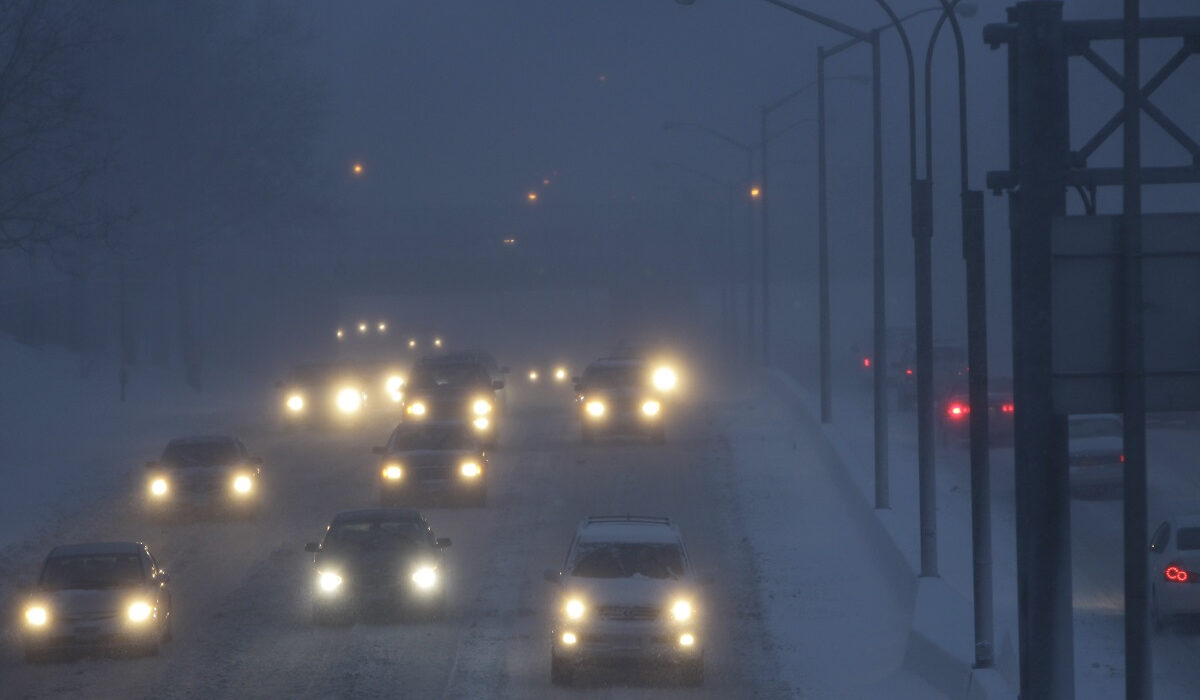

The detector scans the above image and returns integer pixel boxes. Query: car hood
[584,387,649,402]
[40,586,148,617]
[387,449,478,465]
[316,548,435,574]
[1071,436,1123,454]
[563,574,691,607]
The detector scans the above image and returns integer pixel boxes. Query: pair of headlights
[584,400,661,418]
[562,598,693,623]
[380,462,481,480]
[317,566,439,593]
[148,474,254,497]
[24,600,153,627]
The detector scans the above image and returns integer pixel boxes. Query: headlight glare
[286,394,305,412]
[642,400,661,417]
[652,367,678,392]
[382,464,403,480]
[473,399,492,416]
[149,478,169,497]
[585,401,605,417]
[336,387,363,414]
[411,566,438,590]
[473,416,490,431]
[407,402,426,417]
[671,599,693,622]
[24,606,48,626]
[127,601,152,622]
[385,375,404,395]
[318,571,343,592]
[232,474,253,493]
[460,462,481,478]
[564,598,585,620]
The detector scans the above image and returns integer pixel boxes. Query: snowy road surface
[0,381,940,699]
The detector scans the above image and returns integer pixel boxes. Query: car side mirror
[543,569,562,584]
[492,380,504,390]
[435,537,452,548]
[304,542,320,553]
[371,446,385,455]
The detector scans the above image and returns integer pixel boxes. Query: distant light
[749,186,762,199]
[434,337,443,347]
[542,178,551,185]
[377,322,387,333]
[502,237,517,246]
[336,328,345,340]
[598,74,608,84]
[358,322,368,334]
[862,357,870,368]
[352,162,364,176]
[527,191,538,202]
[408,338,417,349]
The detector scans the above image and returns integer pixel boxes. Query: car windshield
[583,365,643,389]
[40,554,144,590]
[1071,418,1123,439]
[392,427,474,451]
[570,542,685,579]
[410,364,490,389]
[162,441,239,467]
[325,521,427,551]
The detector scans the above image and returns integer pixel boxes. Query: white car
[543,516,704,686]
[1068,414,1124,494]
[1150,514,1200,630]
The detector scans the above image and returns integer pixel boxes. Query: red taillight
[1001,403,1014,413]
[1166,564,1190,583]
[1119,453,1125,463]
[906,368,914,376]
[863,357,871,368]
[947,402,969,419]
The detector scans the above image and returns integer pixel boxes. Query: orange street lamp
[527,191,539,203]
[352,162,365,176]
[750,186,762,199]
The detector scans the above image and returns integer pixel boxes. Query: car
[143,436,263,517]
[277,362,373,427]
[574,357,666,444]
[896,343,968,410]
[849,325,914,384]
[1068,414,1124,495]
[19,542,173,661]
[939,378,1015,447]
[305,508,452,624]
[1149,514,1200,630]
[542,515,704,686]
[372,421,488,507]
[401,354,505,447]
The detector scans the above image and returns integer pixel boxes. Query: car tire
[680,658,704,686]
[550,653,574,686]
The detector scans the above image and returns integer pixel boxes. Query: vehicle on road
[402,353,505,447]
[373,421,488,507]
[939,378,1015,447]
[1150,514,1200,630]
[850,325,914,385]
[1068,414,1125,496]
[306,508,452,624]
[895,343,969,411]
[143,436,263,517]
[543,515,704,686]
[574,357,667,444]
[19,542,173,662]
[277,362,373,427]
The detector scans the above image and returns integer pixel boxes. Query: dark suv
[401,354,505,447]
[575,357,666,444]
[373,421,488,507]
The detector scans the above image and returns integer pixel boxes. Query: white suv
[543,516,703,686]
[1150,514,1200,630]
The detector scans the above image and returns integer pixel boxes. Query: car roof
[1171,514,1200,529]
[49,542,145,557]
[330,508,424,525]
[576,516,680,544]
[167,435,237,446]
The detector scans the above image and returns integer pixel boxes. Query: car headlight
[652,366,678,392]
[554,367,567,382]
[407,401,427,417]
[473,416,490,431]
[585,401,605,417]
[671,599,693,622]
[642,400,661,417]
[382,464,404,480]
[528,370,539,382]
[24,605,48,627]
[473,399,492,416]
[318,571,343,593]
[460,462,481,478]
[232,474,253,494]
[286,394,305,412]
[127,601,152,623]
[336,387,363,414]
[411,566,438,590]
[149,478,169,497]
[564,598,586,620]
[385,376,404,395]
[679,632,696,647]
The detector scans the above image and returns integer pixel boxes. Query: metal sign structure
[985,2,1200,699]
[1052,213,1200,415]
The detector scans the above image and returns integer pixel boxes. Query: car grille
[596,605,660,621]
[67,611,118,623]
[416,466,451,481]
[178,472,224,493]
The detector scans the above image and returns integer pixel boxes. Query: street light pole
[760,107,771,367]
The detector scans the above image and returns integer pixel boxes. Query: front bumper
[380,472,486,504]
[1155,580,1200,616]
[552,620,701,664]
[21,615,162,652]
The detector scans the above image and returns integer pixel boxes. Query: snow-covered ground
[771,362,1200,699]
[0,337,941,698]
